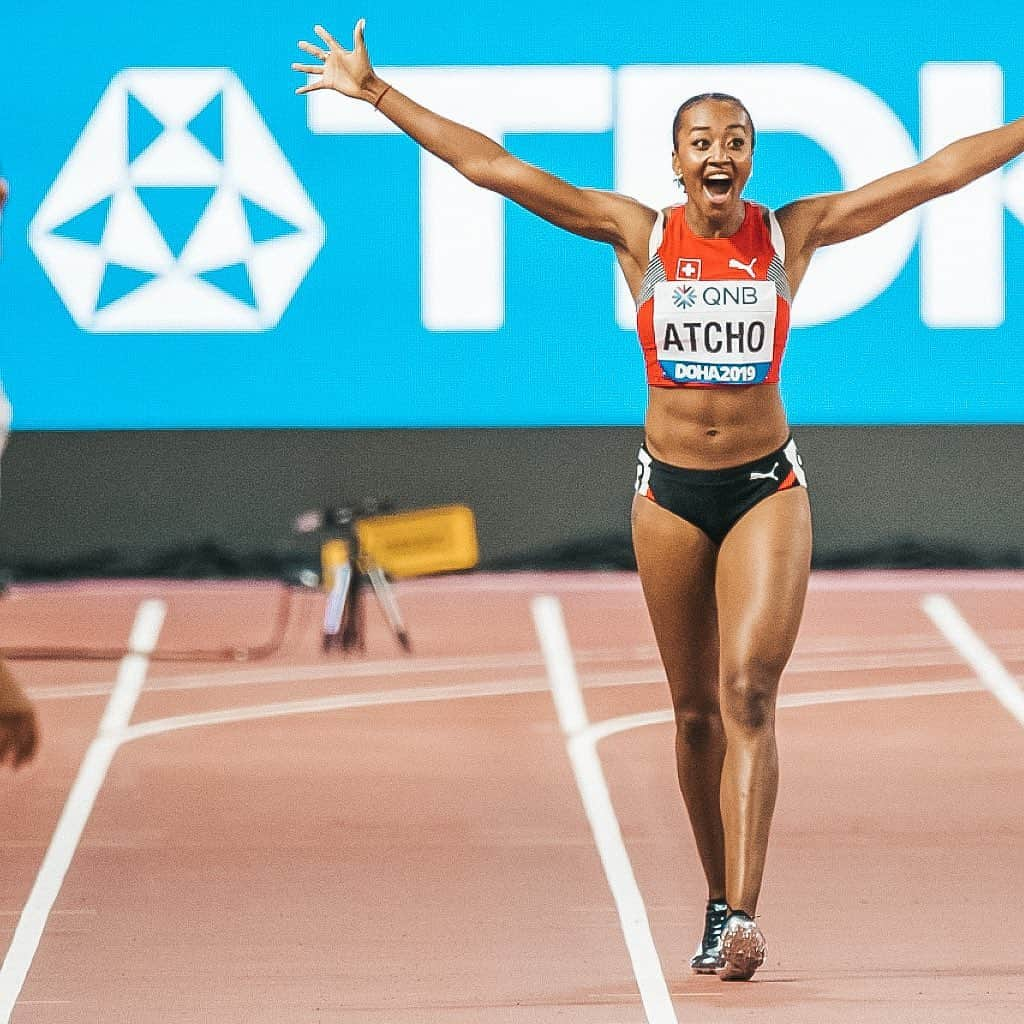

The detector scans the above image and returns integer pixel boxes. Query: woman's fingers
[313,24,342,51]
[295,21,366,97]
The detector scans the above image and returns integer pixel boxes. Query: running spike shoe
[717,912,766,981]
[689,899,730,974]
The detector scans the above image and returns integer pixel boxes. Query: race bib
[653,280,777,384]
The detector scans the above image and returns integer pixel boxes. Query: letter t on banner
[308,67,612,330]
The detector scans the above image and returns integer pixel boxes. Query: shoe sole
[718,921,766,981]
[690,961,720,975]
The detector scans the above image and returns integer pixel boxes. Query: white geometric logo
[29,68,325,332]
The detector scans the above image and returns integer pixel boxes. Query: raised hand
[293,19,385,103]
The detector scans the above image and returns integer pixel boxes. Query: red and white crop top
[635,202,792,387]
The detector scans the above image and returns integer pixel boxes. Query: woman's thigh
[715,488,812,715]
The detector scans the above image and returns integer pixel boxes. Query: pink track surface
[1,571,1022,1022]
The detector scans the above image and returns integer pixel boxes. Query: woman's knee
[673,700,723,748]
[720,659,783,732]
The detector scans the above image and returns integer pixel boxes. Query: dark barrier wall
[1,427,1021,572]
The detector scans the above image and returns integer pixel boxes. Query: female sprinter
[293,21,1024,981]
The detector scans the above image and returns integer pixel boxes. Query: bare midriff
[644,384,790,469]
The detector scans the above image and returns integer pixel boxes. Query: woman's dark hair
[672,93,756,151]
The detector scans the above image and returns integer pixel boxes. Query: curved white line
[119,677,552,744]
[116,674,995,747]
[581,678,987,746]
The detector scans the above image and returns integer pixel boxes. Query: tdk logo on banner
[30,69,324,332]
[309,62,1024,332]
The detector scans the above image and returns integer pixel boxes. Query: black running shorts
[634,437,807,545]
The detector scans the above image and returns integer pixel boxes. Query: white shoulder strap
[648,210,666,261]
[767,208,786,262]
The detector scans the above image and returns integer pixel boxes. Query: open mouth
[702,172,733,204]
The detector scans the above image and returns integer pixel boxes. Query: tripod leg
[366,562,411,652]
[322,561,353,650]
[339,570,365,652]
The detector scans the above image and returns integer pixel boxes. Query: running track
[1,571,1022,1022]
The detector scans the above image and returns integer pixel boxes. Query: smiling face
[672,98,754,233]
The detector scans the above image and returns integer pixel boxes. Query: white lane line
[28,629,1024,704]
[532,596,677,1024]
[24,646,645,702]
[0,600,166,1023]
[922,594,1024,729]
[778,677,985,708]
[116,674,992,747]
[808,571,1024,592]
[8,570,1024,601]
[118,678,553,744]
[583,678,988,746]
[393,570,1024,594]
[535,599,588,736]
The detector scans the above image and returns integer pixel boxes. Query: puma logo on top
[728,257,758,279]
[749,462,779,481]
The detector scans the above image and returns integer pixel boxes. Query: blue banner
[2,0,1023,427]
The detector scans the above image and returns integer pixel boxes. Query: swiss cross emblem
[676,258,702,280]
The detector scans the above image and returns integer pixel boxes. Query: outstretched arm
[777,116,1024,290]
[292,20,654,261]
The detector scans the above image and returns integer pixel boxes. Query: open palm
[293,20,374,99]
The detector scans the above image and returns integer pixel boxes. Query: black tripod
[295,501,411,653]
